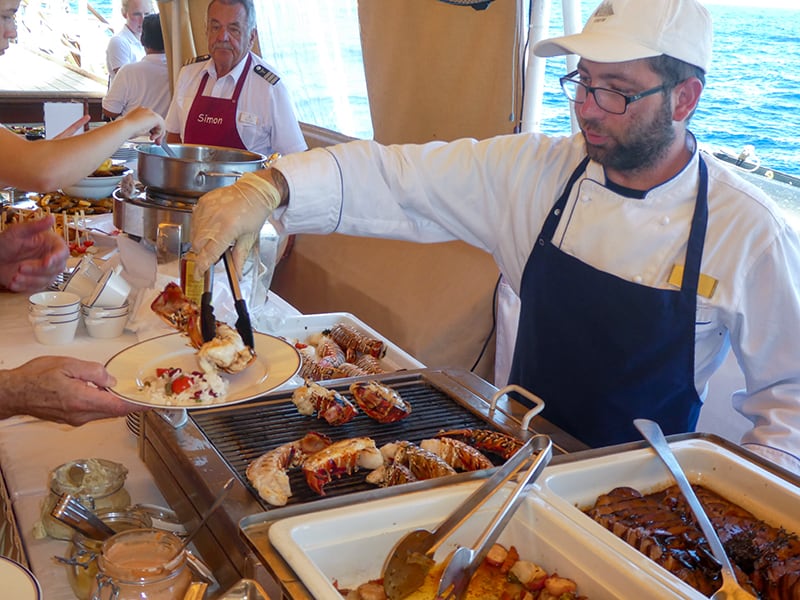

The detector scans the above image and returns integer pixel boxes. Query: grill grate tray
[190,375,512,509]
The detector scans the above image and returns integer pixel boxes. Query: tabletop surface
[0,250,300,599]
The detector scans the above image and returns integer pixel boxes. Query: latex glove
[190,171,282,276]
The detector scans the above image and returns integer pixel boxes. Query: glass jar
[40,458,131,540]
[61,508,153,600]
[90,529,192,600]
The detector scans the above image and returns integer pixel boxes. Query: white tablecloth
[0,281,299,599]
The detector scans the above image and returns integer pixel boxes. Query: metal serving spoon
[382,434,552,600]
[633,419,757,600]
[160,138,178,159]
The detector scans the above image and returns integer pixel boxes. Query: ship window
[255,1,373,140]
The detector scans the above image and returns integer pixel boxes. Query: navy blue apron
[508,156,709,447]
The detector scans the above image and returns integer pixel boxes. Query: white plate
[105,332,301,409]
[0,557,41,599]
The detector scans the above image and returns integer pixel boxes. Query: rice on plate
[139,367,228,406]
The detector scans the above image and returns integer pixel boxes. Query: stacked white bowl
[83,264,132,310]
[28,291,81,345]
[81,301,130,339]
[62,255,104,302]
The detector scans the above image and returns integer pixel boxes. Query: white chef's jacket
[165,52,307,157]
[106,26,144,85]
[103,54,171,117]
[273,132,800,475]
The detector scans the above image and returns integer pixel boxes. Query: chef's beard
[580,100,676,172]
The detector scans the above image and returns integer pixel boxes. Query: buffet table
[0,277,300,599]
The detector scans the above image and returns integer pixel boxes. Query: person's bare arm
[0,107,165,191]
[53,115,91,139]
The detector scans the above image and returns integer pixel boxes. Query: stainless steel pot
[136,143,267,197]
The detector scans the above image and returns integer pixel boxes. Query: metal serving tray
[240,433,800,600]
[254,480,689,600]
[533,434,800,598]
[257,311,425,376]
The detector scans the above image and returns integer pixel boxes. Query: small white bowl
[81,301,129,319]
[85,314,128,339]
[63,257,104,301]
[61,169,130,200]
[29,291,81,314]
[29,314,80,345]
[28,307,80,321]
[85,266,131,308]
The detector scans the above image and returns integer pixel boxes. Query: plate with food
[107,281,302,408]
[105,331,301,408]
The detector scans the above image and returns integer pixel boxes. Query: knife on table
[223,248,255,350]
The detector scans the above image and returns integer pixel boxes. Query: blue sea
[535,1,800,177]
[78,0,799,177]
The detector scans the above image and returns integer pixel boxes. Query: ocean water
[536,2,800,177]
[77,0,799,176]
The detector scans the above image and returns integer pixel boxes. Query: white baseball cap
[533,0,712,72]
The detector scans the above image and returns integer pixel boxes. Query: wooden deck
[0,44,106,122]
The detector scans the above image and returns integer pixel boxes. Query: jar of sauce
[90,529,192,600]
[63,508,153,600]
[40,458,131,540]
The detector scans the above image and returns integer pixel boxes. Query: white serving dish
[266,480,690,600]
[533,437,800,598]
[259,312,425,374]
[62,170,129,199]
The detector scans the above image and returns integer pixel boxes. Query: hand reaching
[121,107,166,143]
[0,357,141,425]
[0,216,69,292]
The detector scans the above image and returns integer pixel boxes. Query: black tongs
[199,248,255,350]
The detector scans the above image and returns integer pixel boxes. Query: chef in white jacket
[187,0,800,474]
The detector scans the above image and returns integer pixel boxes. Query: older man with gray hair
[164,0,306,157]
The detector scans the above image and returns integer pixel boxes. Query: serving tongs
[634,419,757,600]
[51,491,219,583]
[51,492,116,540]
[199,247,255,350]
[382,434,552,600]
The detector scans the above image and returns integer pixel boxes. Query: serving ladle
[633,419,758,600]
[160,137,179,159]
[381,434,552,600]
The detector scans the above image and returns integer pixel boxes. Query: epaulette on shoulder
[253,65,280,85]
[184,54,211,66]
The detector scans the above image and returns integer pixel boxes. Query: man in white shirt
[103,13,170,119]
[187,0,800,475]
[105,0,152,87]
[164,0,306,157]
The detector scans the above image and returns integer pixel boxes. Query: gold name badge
[667,264,718,299]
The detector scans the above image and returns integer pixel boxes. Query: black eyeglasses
[559,70,671,115]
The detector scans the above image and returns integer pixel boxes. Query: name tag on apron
[238,112,258,126]
[667,264,718,299]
